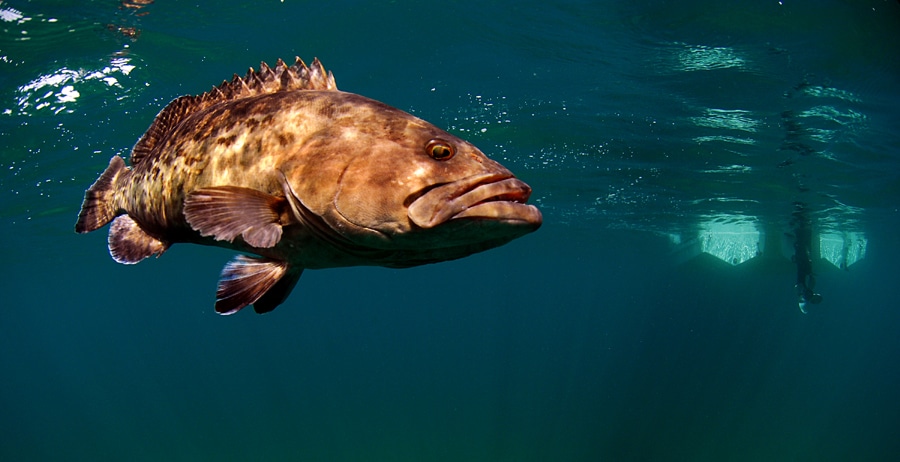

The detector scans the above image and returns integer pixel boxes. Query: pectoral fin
[108,215,169,264]
[183,186,287,248]
[215,255,302,315]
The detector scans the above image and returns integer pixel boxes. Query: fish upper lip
[407,172,541,229]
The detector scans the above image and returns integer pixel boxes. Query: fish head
[286,93,542,264]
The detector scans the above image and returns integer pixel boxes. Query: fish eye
[425,139,455,161]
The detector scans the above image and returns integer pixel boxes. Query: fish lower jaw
[452,201,542,227]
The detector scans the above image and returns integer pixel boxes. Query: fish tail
[75,156,129,233]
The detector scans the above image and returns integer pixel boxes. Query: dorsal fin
[130,57,338,166]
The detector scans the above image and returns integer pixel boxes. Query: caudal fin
[75,156,128,233]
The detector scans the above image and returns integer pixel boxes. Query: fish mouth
[407,173,543,229]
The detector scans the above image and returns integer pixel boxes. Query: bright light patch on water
[693,135,756,145]
[11,57,136,116]
[819,231,867,269]
[57,86,80,103]
[0,6,25,23]
[698,214,764,266]
[691,108,759,132]
[689,109,761,145]
[799,84,862,103]
[793,105,867,147]
[700,164,753,174]
[798,105,866,126]
[674,43,748,72]
[669,213,766,266]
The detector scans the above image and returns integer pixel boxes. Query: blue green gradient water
[2,1,899,460]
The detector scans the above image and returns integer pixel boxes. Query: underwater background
[2,0,899,460]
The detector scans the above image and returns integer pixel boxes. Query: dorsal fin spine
[128,57,338,166]
[275,58,287,75]
[280,66,292,88]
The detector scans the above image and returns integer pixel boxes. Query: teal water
[2,1,900,460]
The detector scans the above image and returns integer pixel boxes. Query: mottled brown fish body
[76,57,541,315]
[117,91,372,245]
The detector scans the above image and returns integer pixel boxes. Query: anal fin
[108,215,169,264]
[253,267,303,314]
[184,186,288,248]
[215,255,301,315]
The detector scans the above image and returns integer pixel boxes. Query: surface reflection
[672,42,749,72]
[9,57,136,116]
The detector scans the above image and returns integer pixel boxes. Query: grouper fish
[75,57,542,315]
